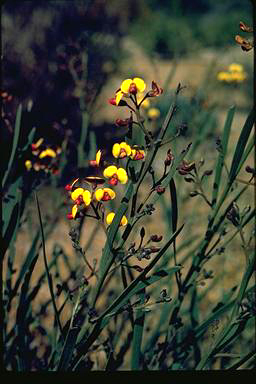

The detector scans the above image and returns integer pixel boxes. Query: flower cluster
[66,76,163,227]
[25,138,61,174]
[217,63,247,83]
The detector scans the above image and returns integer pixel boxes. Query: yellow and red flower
[115,77,146,105]
[112,142,132,159]
[94,188,116,202]
[71,187,92,206]
[103,165,128,185]
[130,147,145,161]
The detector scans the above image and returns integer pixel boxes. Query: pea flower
[112,142,132,159]
[71,188,92,206]
[106,212,128,226]
[103,165,128,185]
[115,77,146,105]
[66,204,79,220]
[94,188,116,202]
[39,148,57,159]
[130,147,145,160]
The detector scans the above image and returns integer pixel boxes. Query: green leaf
[90,181,134,307]
[2,103,22,189]
[131,289,146,370]
[229,108,255,184]
[211,106,235,208]
[57,326,81,371]
[35,192,64,341]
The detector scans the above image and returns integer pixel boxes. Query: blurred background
[2,0,253,183]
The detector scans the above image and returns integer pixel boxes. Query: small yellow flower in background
[231,72,247,82]
[103,165,128,185]
[130,148,145,161]
[217,63,247,84]
[106,212,128,226]
[112,142,132,159]
[229,63,244,73]
[39,148,57,159]
[89,149,102,167]
[148,107,160,119]
[25,160,32,170]
[94,188,116,201]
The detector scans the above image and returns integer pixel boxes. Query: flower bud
[156,186,165,194]
[150,235,163,242]
[65,184,72,191]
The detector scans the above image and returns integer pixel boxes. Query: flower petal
[116,168,128,184]
[72,204,78,219]
[71,188,84,201]
[133,77,146,92]
[121,79,133,93]
[106,212,115,225]
[94,188,104,201]
[104,188,116,199]
[112,143,121,158]
[115,90,123,105]
[103,165,118,178]
[83,190,92,206]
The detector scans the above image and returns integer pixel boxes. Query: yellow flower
[103,165,128,185]
[217,72,232,82]
[115,77,146,105]
[148,107,160,119]
[112,142,132,159]
[39,148,57,159]
[71,188,91,206]
[94,188,116,201]
[121,78,146,94]
[229,63,244,73]
[96,150,102,166]
[106,212,128,226]
[130,148,145,161]
[25,160,32,170]
[230,72,247,82]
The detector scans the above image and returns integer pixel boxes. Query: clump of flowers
[217,63,247,83]
[65,76,164,228]
[25,138,61,174]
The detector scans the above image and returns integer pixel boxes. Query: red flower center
[102,192,111,201]
[109,174,118,186]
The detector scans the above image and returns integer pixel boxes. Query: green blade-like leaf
[57,326,81,371]
[2,104,22,189]
[90,181,134,306]
[211,106,235,208]
[35,192,64,341]
[229,108,255,184]
[131,289,145,370]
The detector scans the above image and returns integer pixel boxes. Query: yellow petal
[120,142,132,156]
[103,165,117,178]
[96,150,102,166]
[39,148,56,159]
[121,215,128,226]
[121,79,133,93]
[112,143,121,158]
[72,205,78,219]
[25,160,32,170]
[71,188,84,201]
[33,138,44,149]
[133,77,146,92]
[116,168,128,184]
[115,90,123,105]
[106,212,115,225]
[94,188,104,201]
[104,188,116,199]
[83,190,91,206]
